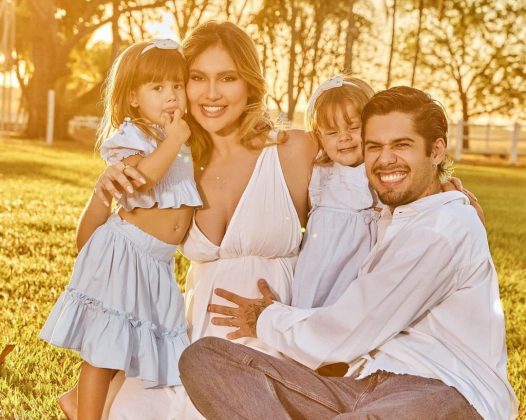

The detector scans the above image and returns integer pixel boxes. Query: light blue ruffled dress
[40,121,202,388]
[291,163,379,308]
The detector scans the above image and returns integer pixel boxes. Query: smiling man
[179,87,518,419]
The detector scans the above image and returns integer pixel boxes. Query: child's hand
[441,177,485,226]
[163,108,190,145]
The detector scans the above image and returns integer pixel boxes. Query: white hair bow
[141,39,184,56]
[306,75,360,116]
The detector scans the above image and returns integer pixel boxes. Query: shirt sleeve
[257,228,459,369]
[99,124,154,164]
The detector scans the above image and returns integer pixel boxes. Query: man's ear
[432,137,447,166]
[129,91,139,108]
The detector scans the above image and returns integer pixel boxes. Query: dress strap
[265,128,281,145]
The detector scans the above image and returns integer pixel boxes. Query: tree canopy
[6,0,525,139]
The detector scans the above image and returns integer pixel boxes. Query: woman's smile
[186,45,248,136]
[200,104,228,118]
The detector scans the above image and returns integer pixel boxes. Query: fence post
[46,89,55,145]
[455,119,463,161]
[510,122,519,165]
[485,123,490,152]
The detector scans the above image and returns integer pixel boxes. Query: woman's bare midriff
[118,205,194,245]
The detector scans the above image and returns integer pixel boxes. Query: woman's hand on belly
[208,279,277,339]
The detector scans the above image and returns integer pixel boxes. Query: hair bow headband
[306,75,361,116]
[141,39,184,56]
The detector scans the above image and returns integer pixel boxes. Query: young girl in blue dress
[40,39,202,418]
[291,75,379,309]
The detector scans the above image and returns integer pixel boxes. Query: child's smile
[319,103,363,167]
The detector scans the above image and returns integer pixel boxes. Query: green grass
[0,138,524,418]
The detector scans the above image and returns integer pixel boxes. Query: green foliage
[14,0,524,138]
[403,0,526,121]
[0,140,524,418]
[15,1,170,138]
[252,0,375,116]
[66,41,114,115]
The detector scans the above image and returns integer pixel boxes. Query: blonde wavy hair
[96,41,186,149]
[182,21,284,165]
[305,76,375,166]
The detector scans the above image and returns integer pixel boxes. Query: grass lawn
[0,138,524,418]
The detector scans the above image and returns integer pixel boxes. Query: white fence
[448,121,525,165]
[3,111,525,166]
[0,79,26,133]
[66,115,100,143]
[285,113,525,165]
[68,115,100,133]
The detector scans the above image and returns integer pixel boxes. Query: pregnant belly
[184,255,296,351]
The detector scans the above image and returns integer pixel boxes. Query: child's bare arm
[76,158,147,250]
[76,189,112,251]
[126,110,190,191]
[441,177,485,226]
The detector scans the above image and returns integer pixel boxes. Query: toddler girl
[40,39,202,418]
[292,75,378,309]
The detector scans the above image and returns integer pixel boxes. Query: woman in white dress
[66,21,317,419]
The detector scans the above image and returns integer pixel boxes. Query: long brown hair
[96,41,186,149]
[183,21,284,165]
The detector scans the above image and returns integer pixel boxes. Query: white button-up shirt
[257,191,518,419]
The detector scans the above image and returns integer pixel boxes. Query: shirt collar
[382,191,469,218]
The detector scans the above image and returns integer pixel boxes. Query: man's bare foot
[59,388,77,420]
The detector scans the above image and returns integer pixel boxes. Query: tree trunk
[343,0,356,73]
[55,1,122,140]
[386,0,397,88]
[460,94,470,149]
[286,5,298,121]
[22,0,169,140]
[111,0,123,59]
[25,51,72,140]
[411,0,424,86]
[54,102,75,140]
[225,0,232,19]
[24,0,64,138]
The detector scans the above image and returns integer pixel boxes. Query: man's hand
[208,279,277,340]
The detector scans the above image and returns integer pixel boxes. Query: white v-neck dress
[180,144,303,356]
[107,144,302,420]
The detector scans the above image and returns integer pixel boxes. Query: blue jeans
[179,337,482,419]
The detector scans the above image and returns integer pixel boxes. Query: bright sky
[90,12,178,45]
[90,0,387,44]
[83,3,389,62]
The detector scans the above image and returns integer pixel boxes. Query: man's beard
[371,164,413,208]
[377,188,414,208]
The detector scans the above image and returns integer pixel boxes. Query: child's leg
[77,362,117,420]
[59,386,78,420]
[59,370,121,420]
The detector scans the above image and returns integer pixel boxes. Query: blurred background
[0,0,525,162]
